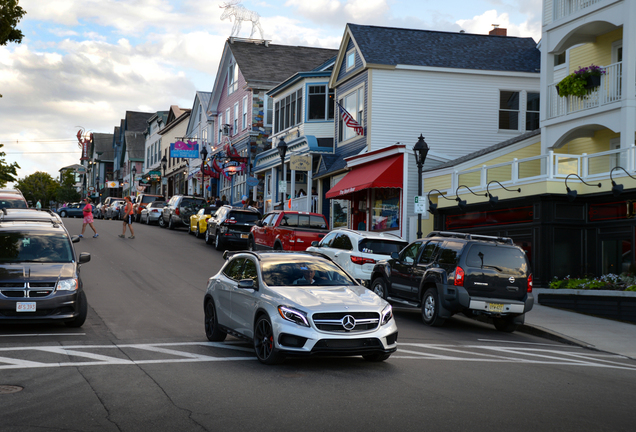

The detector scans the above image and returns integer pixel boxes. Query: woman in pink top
[80,198,99,238]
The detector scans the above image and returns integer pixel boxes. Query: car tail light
[151,209,159,213]
[350,256,376,265]
[527,273,533,292]
[175,208,180,216]
[454,266,465,287]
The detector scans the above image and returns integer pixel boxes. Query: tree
[0,0,26,98]
[0,0,26,46]
[15,171,58,207]
[56,170,81,204]
[0,143,20,187]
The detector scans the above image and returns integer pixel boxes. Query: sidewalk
[519,292,636,359]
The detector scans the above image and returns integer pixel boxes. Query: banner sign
[290,155,311,171]
[106,181,119,188]
[170,140,200,159]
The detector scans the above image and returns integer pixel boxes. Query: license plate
[240,234,248,239]
[488,303,504,313]
[16,302,36,312]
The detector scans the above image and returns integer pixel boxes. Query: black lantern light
[413,134,429,238]
[201,145,208,199]
[277,138,288,208]
[610,166,636,197]
[455,185,487,212]
[564,173,601,202]
[487,180,521,206]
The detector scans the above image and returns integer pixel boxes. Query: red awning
[325,154,403,199]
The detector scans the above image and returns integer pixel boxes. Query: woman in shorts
[80,198,99,238]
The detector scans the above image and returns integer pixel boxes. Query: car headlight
[278,305,309,327]
[381,304,393,326]
[57,278,78,291]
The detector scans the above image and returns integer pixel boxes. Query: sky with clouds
[0,0,542,184]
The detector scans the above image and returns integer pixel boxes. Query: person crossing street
[119,196,135,239]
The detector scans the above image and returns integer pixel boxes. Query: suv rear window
[142,196,161,203]
[359,239,406,256]
[465,244,528,276]
[0,197,27,209]
[181,198,206,208]
[228,211,260,223]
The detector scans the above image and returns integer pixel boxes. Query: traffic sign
[415,196,426,214]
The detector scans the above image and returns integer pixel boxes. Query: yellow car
[189,206,218,238]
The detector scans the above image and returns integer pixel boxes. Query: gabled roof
[92,133,114,161]
[124,131,146,160]
[315,140,367,178]
[125,111,155,132]
[158,106,191,135]
[331,23,540,86]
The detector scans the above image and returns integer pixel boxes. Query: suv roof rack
[0,208,61,224]
[427,231,514,245]
[222,250,262,261]
[337,228,403,239]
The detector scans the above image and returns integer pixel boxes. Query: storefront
[326,152,404,235]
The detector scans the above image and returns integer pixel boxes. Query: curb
[518,323,598,350]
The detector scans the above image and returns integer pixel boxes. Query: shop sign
[106,181,119,188]
[290,155,311,171]
[170,140,200,158]
[246,176,259,187]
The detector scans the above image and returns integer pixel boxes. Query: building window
[499,90,540,132]
[242,96,248,130]
[228,62,238,94]
[234,103,239,134]
[308,85,334,121]
[333,199,348,229]
[346,50,355,71]
[371,188,400,231]
[226,108,230,135]
[526,92,540,131]
[338,86,364,142]
[274,90,302,134]
[218,113,223,144]
[265,96,273,126]
[554,52,566,67]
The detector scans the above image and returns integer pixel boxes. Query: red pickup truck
[248,211,329,251]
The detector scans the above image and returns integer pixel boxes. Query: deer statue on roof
[220,0,264,40]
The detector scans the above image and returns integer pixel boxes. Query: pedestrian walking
[35,199,42,210]
[80,198,99,238]
[119,196,135,239]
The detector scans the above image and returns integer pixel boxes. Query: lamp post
[161,155,167,200]
[413,134,429,239]
[131,165,137,198]
[95,176,100,203]
[200,145,208,200]
[277,138,287,210]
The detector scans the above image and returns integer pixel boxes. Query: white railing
[553,0,604,21]
[446,145,636,198]
[547,62,622,119]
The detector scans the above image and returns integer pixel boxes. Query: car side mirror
[71,235,81,243]
[391,251,400,260]
[78,252,91,264]
[311,241,319,247]
[256,220,263,227]
[238,279,256,289]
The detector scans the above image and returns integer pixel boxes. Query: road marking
[0,333,86,338]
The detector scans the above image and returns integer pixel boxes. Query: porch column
[307,155,313,212]
[621,0,636,153]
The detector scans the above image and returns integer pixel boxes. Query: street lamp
[131,165,137,197]
[277,138,287,209]
[161,155,167,200]
[413,134,429,239]
[201,145,208,200]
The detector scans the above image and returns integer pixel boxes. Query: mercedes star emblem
[342,315,356,331]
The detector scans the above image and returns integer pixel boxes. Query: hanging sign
[106,181,119,188]
[170,140,200,158]
[290,155,311,171]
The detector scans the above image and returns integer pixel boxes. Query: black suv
[0,209,91,326]
[370,231,533,332]
[205,206,261,251]
[160,195,206,230]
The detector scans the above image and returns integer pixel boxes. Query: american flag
[336,102,364,136]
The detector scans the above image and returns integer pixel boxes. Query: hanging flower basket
[557,64,605,98]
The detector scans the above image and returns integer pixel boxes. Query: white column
[620,0,636,152]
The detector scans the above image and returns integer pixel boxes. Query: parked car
[203,250,397,364]
[306,229,408,286]
[205,206,261,250]
[140,201,166,225]
[105,200,125,220]
[133,194,164,222]
[0,189,28,209]
[160,195,206,230]
[57,202,84,218]
[189,206,218,238]
[0,214,91,327]
[0,208,61,223]
[369,231,534,332]
[248,210,329,252]
[93,203,103,218]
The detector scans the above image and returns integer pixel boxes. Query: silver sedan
[203,251,398,364]
[140,201,166,225]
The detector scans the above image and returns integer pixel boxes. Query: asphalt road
[1,217,635,432]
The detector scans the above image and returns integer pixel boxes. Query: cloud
[284,0,390,28]
[456,9,540,41]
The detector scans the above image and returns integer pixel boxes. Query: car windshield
[149,202,165,208]
[228,211,260,223]
[142,196,161,203]
[0,232,73,263]
[359,239,408,255]
[0,198,27,209]
[261,256,357,287]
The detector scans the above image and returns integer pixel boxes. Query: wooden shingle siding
[369,68,538,157]
[336,39,363,83]
[335,70,368,149]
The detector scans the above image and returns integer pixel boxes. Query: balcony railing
[547,62,622,119]
[446,145,636,198]
[553,0,604,21]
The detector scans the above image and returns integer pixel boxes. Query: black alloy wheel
[205,228,213,245]
[248,237,256,251]
[195,225,201,238]
[254,315,284,365]
[204,300,227,342]
[214,231,224,251]
[65,291,88,328]
[159,215,165,227]
[371,278,387,299]
[60,211,67,218]
[168,217,175,230]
